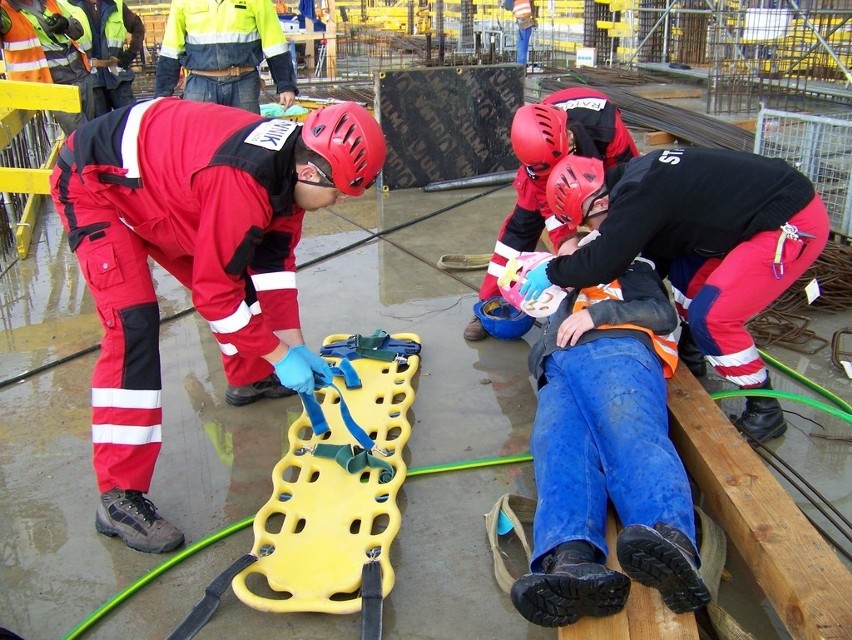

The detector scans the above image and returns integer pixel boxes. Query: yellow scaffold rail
[233,332,421,614]
[0,80,79,258]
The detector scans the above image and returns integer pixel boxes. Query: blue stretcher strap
[320,330,422,363]
[299,383,375,451]
[331,358,362,389]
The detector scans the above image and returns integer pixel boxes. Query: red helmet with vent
[510,103,569,175]
[303,102,387,197]
[546,155,606,229]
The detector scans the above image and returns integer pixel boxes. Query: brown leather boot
[463,316,488,341]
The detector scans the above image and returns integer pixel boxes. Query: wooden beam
[666,367,852,640]
[643,131,677,145]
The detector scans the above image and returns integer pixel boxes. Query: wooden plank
[643,131,677,145]
[666,366,852,640]
[732,119,757,132]
[629,86,705,100]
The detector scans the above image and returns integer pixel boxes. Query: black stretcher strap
[360,560,384,640]
[166,553,258,640]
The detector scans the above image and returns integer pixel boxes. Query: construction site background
[124,0,852,114]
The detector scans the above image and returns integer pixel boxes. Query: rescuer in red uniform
[50,97,387,553]
[464,87,639,341]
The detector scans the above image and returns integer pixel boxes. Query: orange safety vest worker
[0,0,88,82]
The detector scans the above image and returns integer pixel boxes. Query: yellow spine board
[232,333,421,614]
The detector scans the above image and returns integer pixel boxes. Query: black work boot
[225,373,296,406]
[677,323,706,378]
[617,523,711,614]
[732,376,787,442]
[510,541,630,627]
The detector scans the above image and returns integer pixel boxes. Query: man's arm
[253,0,297,106]
[586,260,677,335]
[120,5,145,65]
[154,1,185,96]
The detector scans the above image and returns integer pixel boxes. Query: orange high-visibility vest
[512,0,532,18]
[573,278,679,378]
[1,0,82,82]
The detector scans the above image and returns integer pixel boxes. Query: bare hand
[557,309,595,347]
[279,91,296,110]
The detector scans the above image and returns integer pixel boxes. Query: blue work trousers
[529,337,696,571]
[183,71,262,114]
[516,25,532,65]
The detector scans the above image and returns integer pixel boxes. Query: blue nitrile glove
[519,261,554,302]
[290,345,334,389]
[272,349,315,394]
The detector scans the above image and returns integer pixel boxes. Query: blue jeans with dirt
[529,337,696,571]
[516,25,532,65]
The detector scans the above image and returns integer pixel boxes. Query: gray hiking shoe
[225,373,297,406]
[96,488,184,553]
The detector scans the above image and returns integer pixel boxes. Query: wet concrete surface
[1,94,851,640]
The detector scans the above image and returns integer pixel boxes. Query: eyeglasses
[308,162,378,192]
[308,162,336,188]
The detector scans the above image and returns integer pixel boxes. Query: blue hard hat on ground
[474,296,536,340]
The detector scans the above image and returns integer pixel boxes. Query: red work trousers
[670,196,830,387]
[51,164,273,493]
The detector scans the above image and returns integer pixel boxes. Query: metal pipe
[422,171,516,192]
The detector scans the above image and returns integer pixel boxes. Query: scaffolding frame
[619,0,852,114]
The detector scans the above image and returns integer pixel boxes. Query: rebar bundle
[539,75,756,151]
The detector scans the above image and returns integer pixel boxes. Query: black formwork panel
[376,64,525,190]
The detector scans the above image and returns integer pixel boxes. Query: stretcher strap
[320,331,422,363]
[360,560,383,640]
[313,443,394,484]
[166,553,259,640]
[299,383,376,452]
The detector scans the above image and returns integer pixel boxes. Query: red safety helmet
[303,102,387,197]
[546,155,606,228]
[510,103,570,176]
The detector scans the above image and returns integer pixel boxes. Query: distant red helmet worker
[303,102,387,197]
[546,155,607,229]
[510,103,570,178]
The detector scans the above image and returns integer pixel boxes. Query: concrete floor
[1,94,850,640]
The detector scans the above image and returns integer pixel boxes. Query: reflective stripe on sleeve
[251,271,296,291]
[208,301,253,334]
